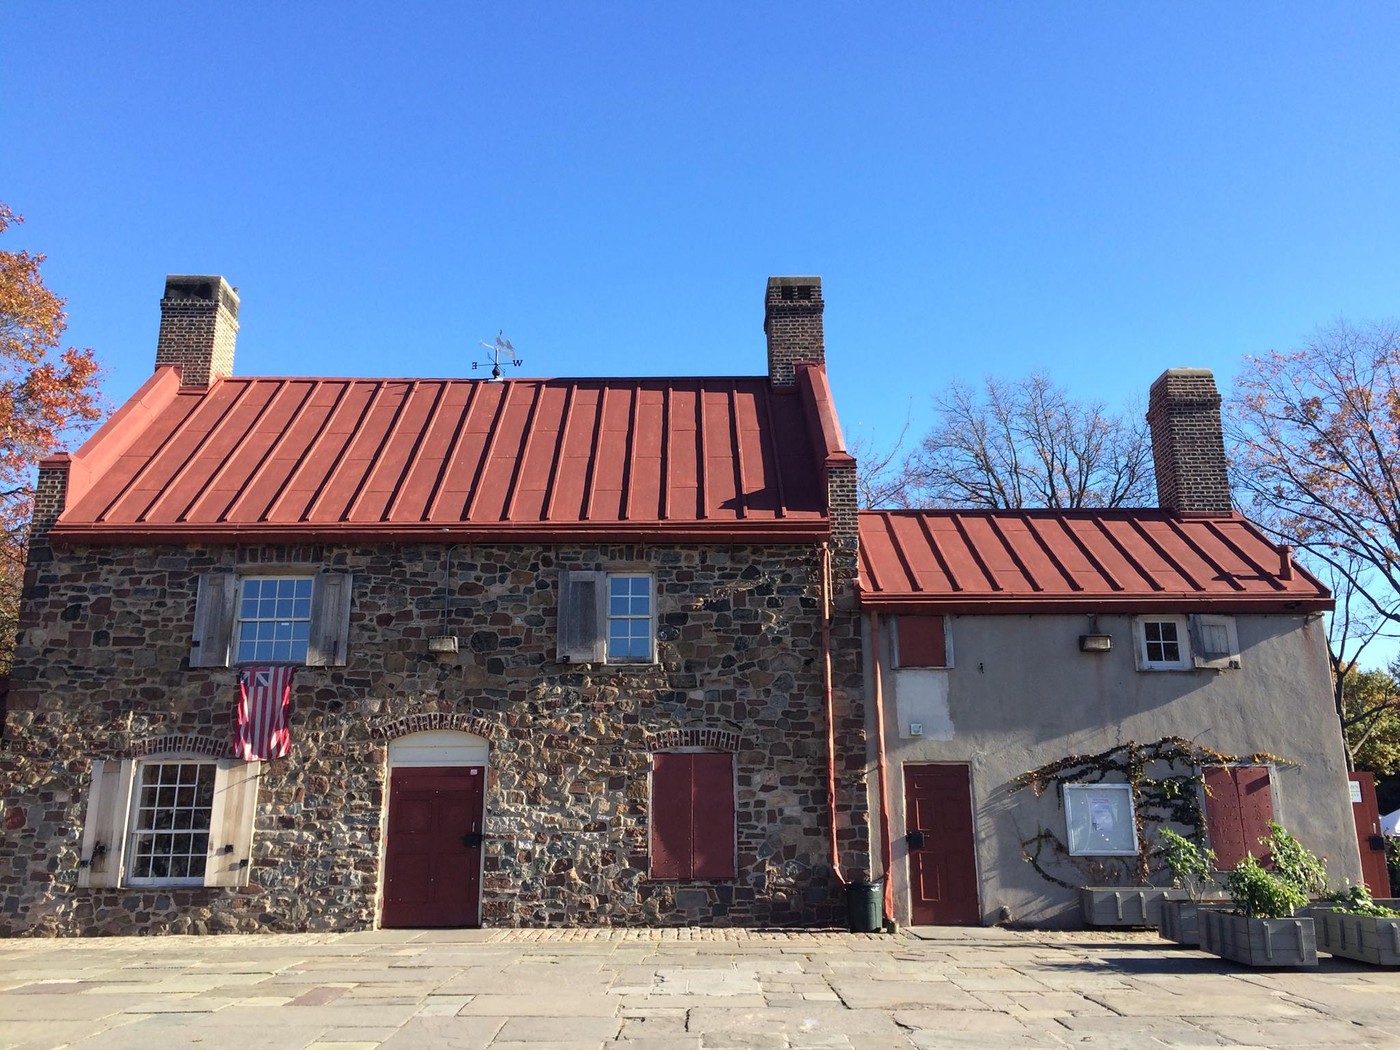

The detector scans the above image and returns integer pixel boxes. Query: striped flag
[236,666,296,760]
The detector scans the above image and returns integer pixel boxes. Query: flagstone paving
[0,926,1398,1048]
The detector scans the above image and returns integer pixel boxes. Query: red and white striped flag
[236,666,296,760]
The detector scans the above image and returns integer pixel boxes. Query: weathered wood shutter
[557,570,606,664]
[894,615,947,668]
[650,752,736,880]
[1190,614,1241,670]
[204,759,261,887]
[306,572,353,667]
[190,572,237,668]
[650,752,690,879]
[77,758,134,888]
[1203,765,1273,869]
[690,753,736,879]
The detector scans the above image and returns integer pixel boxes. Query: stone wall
[1,539,868,935]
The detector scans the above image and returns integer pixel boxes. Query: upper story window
[236,577,314,664]
[1133,613,1242,672]
[191,570,353,668]
[1134,615,1191,670]
[558,569,655,665]
[607,574,653,662]
[892,614,950,668]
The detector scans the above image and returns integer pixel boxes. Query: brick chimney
[764,276,824,386]
[155,275,239,387]
[1146,368,1233,514]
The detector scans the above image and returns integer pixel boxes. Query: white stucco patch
[893,669,954,739]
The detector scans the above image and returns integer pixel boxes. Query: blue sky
[4,3,1399,463]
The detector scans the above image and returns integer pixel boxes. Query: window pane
[129,762,215,885]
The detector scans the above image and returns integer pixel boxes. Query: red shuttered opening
[894,615,947,668]
[651,752,736,879]
[1202,765,1273,870]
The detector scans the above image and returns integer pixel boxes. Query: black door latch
[905,830,926,849]
[463,832,484,847]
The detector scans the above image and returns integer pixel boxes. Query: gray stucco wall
[864,610,1361,928]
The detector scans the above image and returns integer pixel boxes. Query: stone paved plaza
[1,926,1398,1049]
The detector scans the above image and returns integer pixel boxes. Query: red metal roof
[49,366,840,544]
[858,509,1331,613]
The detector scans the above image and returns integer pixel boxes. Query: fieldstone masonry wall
[1,539,868,935]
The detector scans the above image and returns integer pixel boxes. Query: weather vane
[473,331,523,381]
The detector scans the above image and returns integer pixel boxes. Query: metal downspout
[821,544,846,887]
[868,611,895,922]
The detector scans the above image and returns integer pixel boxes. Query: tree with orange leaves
[0,204,105,672]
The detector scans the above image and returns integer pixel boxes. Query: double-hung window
[557,569,655,664]
[191,570,353,668]
[78,756,261,889]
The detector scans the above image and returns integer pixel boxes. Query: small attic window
[780,284,813,302]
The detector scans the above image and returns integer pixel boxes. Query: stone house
[856,369,1364,927]
[1,274,870,935]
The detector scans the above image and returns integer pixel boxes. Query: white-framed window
[557,569,655,664]
[236,577,314,664]
[191,570,353,668]
[607,574,653,662]
[78,756,261,890]
[127,761,217,886]
[1133,614,1191,670]
[1063,783,1139,856]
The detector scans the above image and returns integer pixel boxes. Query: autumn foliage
[0,204,105,671]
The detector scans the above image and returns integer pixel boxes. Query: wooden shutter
[190,572,237,668]
[1190,614,1241,670]
[77,759,134,888]
[691,753,736,879]
[205,759,261,887]
[651,752,691,878]
[894,615,947,668]
[1203,765,1273,869]
[557,570,606,664]
[307,572,353,667]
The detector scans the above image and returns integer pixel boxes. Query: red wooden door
[1350,772,1394,897]
[382,766,485,927]
[903,764,980,925]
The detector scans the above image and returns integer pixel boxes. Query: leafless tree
[897,374,1154,509]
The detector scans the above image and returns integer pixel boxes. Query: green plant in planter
[1324,883,1400,917]
[1264,821,1327,899]
[1225,854,1307,918]
[1158,827,1216,901]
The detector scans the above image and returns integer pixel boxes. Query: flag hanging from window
[236,666,296,760]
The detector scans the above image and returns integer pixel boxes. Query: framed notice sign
[1063,783,1138,856]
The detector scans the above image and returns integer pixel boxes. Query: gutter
[867,611,895,924]
[820,543,846,888]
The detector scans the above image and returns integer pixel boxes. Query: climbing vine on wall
[1009,736,1296,888]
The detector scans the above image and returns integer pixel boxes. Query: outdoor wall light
[1079,634,1112,653]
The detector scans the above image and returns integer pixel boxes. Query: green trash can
[845,879,883,933]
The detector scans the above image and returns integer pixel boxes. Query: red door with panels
[1350,772,1394,897]
[903,763,980,925]
[382,765,485,927]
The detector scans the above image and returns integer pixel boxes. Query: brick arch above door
[373,712,496,743]
[645,727,743,752]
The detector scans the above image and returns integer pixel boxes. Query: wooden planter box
[1314,910,1400,966]
[1081,887,1187,927]
[1199,908,1317,967]
[1158,898,1230,946]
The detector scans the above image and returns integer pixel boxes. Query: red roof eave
[48,518,833,546]
[855,590,1334,615]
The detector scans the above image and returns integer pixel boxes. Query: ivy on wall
[1009,736,1295,888]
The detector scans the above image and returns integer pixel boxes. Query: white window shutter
[1190,614,1241,670]
[204,759,260,888]
[78,758,134,889]
[191,572,236,668]
[557,570,606,663]
[307,572,353,667]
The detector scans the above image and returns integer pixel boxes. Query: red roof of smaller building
[858,509,1331,613]
[47,364,846,545]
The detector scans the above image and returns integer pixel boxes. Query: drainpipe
[867,612,895,922]
[821,544,846,887]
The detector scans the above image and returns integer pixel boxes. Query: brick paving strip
[1,927,1398,1049]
